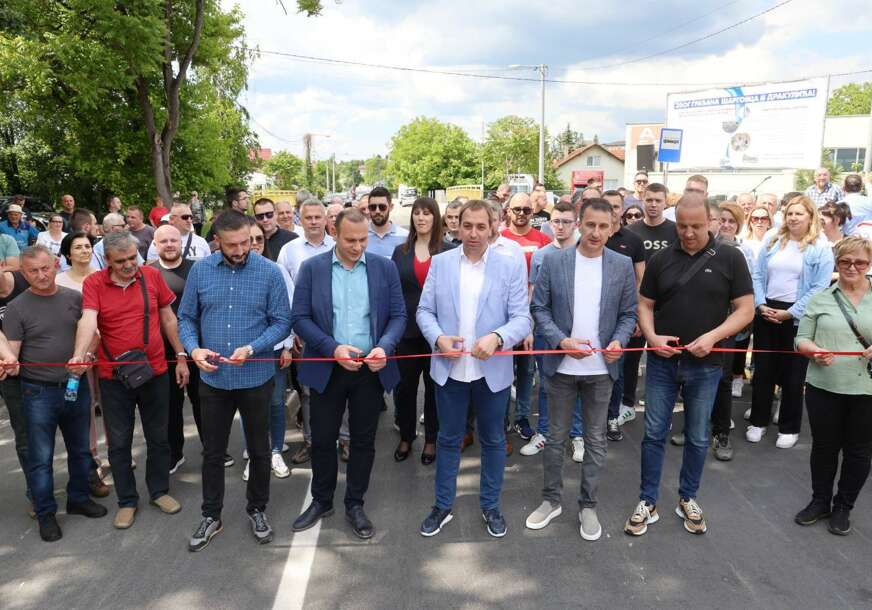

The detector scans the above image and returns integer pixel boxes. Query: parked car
[0,195,53,231]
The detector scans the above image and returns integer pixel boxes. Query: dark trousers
[711,338,735,436]
[310,366,383,510]
[395,337,438,443]
[750,300,808,434]
[1,377,29,495]
[22,379,93,518]
[622,336,645,407]
[732,336,751,377]
[99,374,171,508]
[806,384,872,510]
[199,380,273,519]
[167,361,202,463]
[194,223,204,237]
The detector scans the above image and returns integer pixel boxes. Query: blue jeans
[533,335,583,437]
[241,354,288,453]
[509,353,534,422]
[435,378,509,511]
[22,379,92,518]
[640,354,721,505]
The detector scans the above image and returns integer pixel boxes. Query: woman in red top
[390,197,455,464]
[149,197,170,228]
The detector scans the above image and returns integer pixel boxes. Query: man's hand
[864,345,872,362]
[0,357,18,380]
[632,323,642,338]
[559,337,592,359]
[686,331,718,358]
[66,355,93,376]
[364,347,387,372]
[175,358,190,387]
[648,334,681,358]
[280,348,294,369]
[224,345,252,367]
[471,333,501,361]
[522,334,533,351]
[435,336,464,360]
[334,344,363,371]
[191,348,220,373]
[602,340,623,364]
[292,335,304,357]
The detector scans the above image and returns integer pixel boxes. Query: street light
[509,64,548,184]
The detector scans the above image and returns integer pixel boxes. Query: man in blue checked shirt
[178,210,291,552]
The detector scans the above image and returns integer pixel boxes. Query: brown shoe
[291,441,312,464]
[506,439,513,457]
[461,433,474,452]
[90,476,111,498]
[339,440,350,463]
[150,494,182,514]
[114,506,137,529]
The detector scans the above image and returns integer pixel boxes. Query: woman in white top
[35,213,67,257]
[741,205,773,267]
[748,196,833,449]
[55,231,96,291]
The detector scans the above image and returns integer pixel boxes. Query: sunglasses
[368,203,388,212]
[252,235,265,244]
[750,216,770,223]
[511,207,533,215]
[837,258,870,271]
[254,211,274,220]
[635,179,648,185]
[624,213,643,220]
[178,214,193,221]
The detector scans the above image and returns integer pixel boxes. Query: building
[622,115,871,198]
[554,142,625,192]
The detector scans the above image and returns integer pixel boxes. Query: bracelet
[176,352,187,358]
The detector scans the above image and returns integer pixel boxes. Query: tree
[362,155,388,186]
[827,82,872,116]
[550,123,584,159]
[385,118,478,192]
[262,151,305,189]
[481,115,561,190]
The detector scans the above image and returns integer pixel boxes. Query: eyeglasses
[634,179,648,185]
[624,213,643,220]
[254,211,274,220]
[368,203,388,212]
[837,258,870,271]
[511,207,533,215]
[252,235,265,244]
[178,214,193,221]
[551,219,575,225]
[750,216,770,223]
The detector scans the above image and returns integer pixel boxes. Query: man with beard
[146,203,211,262]
[364,186,408,257]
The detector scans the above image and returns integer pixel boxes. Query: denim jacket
[752,233,833,324]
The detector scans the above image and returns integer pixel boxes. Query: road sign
[658,128,683,164]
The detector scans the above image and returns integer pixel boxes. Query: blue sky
[228,0,872,161]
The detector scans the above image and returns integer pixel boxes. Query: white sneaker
[242,449,248,460]
[242,459,250,482]
[520,433,546,456]
[730,418,735,430]
[618,403,636,424]
[271,452,290,478]
[743,407,752,421]
[775,433,798,449]
[419,412,425,425]
[731,378,744,398]
[571,437,585,463]
[745,425,767,443]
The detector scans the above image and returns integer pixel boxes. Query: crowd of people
[1,170,871,551]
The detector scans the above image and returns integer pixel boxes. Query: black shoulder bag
[101,272,157,389]
[832,291,872,380]
[656,244,719,311]
[181,232,193,260]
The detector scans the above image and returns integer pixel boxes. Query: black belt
[20,377,68,389]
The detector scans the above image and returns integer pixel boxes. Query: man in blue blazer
[416,200,532,538]
[290,208,406,539]
[528,199,638,541]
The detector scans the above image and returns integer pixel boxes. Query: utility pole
[538,64,547,185]
[480,119,485,195]
[332,154,336,192]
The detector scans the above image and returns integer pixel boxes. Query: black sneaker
[794,500,831,526]
[828,507,851,536]
[38,514,62,542]
[420,507,453,537]
[189,517,223,552]
[248,509,274,544]
[223,454,235,468]
[66,499,108,519]
[514,418,534,441]
[482,508,507,538]
[607,418,623,442]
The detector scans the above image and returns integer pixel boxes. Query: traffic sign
[658,128,683,164]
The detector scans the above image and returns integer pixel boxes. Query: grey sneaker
[248,509,274,544]
[525,501,562,530]
[670,432,685,446]
[713,433,733,461]
[579,508,602,541]
[189,517,222,552]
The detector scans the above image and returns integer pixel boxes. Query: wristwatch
[176,352,187,359]
[492,332,505,349]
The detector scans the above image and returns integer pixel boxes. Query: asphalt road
[1,380,871,610]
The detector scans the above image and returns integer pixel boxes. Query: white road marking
[272,473,320,610]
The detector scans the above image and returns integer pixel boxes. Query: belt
[20,377,68,389]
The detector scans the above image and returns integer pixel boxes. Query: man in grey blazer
[528,198,638,540]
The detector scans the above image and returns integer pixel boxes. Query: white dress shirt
[276,233,336,283]
[449,247,489,383]
[557,252,607,376]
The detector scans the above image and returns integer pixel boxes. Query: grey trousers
[542,373,612,508]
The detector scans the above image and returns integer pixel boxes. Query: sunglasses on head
[511,207,533,215]
[368,203,388,212]
[254,211,274,220]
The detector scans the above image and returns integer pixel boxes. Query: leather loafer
[67,499,108,519]
[421,450,436,466]
[346,505,374,539]
[293,500,334,532]
[393,441,412,462]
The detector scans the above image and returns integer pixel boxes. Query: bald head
[153,224,182,262]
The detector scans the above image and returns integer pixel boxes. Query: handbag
[832,291,872,380]
[101,271,156,389]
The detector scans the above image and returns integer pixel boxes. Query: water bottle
[65,374,81,402]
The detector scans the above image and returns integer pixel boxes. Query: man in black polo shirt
[624,194,753,537]
[253,198,297,261]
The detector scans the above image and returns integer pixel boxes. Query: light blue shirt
[331,250,372,354]
[365,222,408,258]
[843,193,872,235]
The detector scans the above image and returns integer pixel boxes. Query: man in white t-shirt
[146,203,210,261]
[526,198,638,540]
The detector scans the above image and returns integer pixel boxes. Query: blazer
[391,240,457,340]
[416,246,532,393]
[531,245,638,381]
[291,250,407,393]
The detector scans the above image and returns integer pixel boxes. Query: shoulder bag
[101,271,157,389]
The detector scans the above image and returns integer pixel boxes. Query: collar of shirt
[368,222,399,238]
[203,250,251,269]
[332,248,367,270]
[100,266,143,287]
[674,233,716,256]
[460,245,490,266]
[305,234,333,248]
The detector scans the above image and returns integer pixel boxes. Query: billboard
[665,77,829,170]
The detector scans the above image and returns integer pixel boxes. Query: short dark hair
[70,208,93,232]
[212,209,250,234]
[686,174,709,189]
[602,189,624,201]
[368,186,391,203]
[458,199,495,224]
[644,182,669,196]
[335,208,367,235]
[844,174,864,193]
[127,206,143,218]
[820,201,852,227]
[552,201,576,215]
[579,198,614,218]
[253,198,275,211]
[226,187,246,206]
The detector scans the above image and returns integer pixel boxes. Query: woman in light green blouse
[795,236,872,536]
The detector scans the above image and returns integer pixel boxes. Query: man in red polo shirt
[69,231,189,530]
[500,192,552,271]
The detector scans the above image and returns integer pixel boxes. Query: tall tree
[385,117,477,192]
[362,155,388,187]
[262,151,305,190]
[827,82,872,116]
[482,115,561,190]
